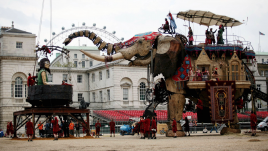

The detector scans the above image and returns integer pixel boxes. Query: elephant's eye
[138,40,142,44]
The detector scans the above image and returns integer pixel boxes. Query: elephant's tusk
[80,50,124,62]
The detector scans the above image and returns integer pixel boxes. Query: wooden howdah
[27,85,73,107]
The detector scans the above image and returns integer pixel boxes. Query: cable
[37,0,44,45]
[50,0,52,46]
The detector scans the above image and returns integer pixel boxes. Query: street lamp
[82,22,86,26]
[103,26,106,29]
[72,23,75,27]
[112,31,116,34]
[62,27,65,30]
[93,23,96,27]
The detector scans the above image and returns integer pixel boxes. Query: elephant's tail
[63,30,121,55]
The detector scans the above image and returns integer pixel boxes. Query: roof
[63,46,98,51]
[255,52,268,56]
[5,28,32,34]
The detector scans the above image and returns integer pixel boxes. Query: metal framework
[13,107,90,138]
[46,26,122,46]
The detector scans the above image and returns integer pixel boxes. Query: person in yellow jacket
[69,121,74,136]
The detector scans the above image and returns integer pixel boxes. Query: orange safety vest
[38,124,43,130]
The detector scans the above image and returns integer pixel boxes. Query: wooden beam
[35,115,52,130]
[69,113,90,131]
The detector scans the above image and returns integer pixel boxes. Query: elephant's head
[63,30,187,79]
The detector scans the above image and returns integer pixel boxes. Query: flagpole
[259,32,260,52]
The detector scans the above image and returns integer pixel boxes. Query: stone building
[0,24,36,130]
[50,46,164,110]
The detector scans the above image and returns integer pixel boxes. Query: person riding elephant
[37,58,50,85]
[164,18,170,33]
[217,25,224,44]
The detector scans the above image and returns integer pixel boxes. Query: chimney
[12,21,14,28]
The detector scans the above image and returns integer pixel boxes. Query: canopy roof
[177,10,243,27]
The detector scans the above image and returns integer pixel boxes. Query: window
[47,74,53,82]
[99,91,103,102]
[74,61,77,67]
[82,54,85,59]
[78,93,83,102]
[90,61,93,67]
[25,84,27,97]
[123,88,128,100]
[93,92,95,102]
[106,69,110,79]
[257,100,262,109]
[107,89,110,101]
[92,73,95,82]
[15,77,23,97]
[231,62,239,80]
[74,54,77,59]
[261,70,264,76]
[140,82,146,100]
[77,75,82,83]
[11,84,13,97]
[63,74,68,82]
[99,71,102,80]
[16,42,22,48]
[82,61,85,68]
[265,70,268,77]
[262,59,264,63]
[257,84,261,91]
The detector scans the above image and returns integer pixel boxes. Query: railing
[188,75,249,82]
[187,34,254,50]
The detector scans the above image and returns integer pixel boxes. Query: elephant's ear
[153,40,186,79]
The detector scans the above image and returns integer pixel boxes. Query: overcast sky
[1,0,267,60]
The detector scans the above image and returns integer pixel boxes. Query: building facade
[0,25,36,130]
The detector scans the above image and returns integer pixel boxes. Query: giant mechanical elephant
[63,30,238,136]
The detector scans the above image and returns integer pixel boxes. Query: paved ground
[1,131,268,151]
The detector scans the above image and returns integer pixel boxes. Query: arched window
[140,82,146,100]
[15,77,23,97]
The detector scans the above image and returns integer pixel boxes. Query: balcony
[187,75,251,89]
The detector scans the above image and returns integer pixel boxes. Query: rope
[37,0,44,45]
[50,0,52,46]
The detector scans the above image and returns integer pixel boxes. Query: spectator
[61,120,68,137]
[45,121,51,138]
[203,126,208,133]
[210,122,218,133]
[184,117,190,136]
[37,121,43,137]
[69,121,74,136]
[193,119,197,133]
[75,122,80,137]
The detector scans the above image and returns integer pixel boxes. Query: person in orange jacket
[69,121,74,136]
[37,121,43,137]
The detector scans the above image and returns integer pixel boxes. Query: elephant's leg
[166,78,186,136]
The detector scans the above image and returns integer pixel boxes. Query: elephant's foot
[166,130,185,137]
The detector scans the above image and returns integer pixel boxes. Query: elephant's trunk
[63,30,115,55]
[80,50,124,62]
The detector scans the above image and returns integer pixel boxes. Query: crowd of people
[23,117,89,142]
[137,116,157,139]
[187,24,225,45]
